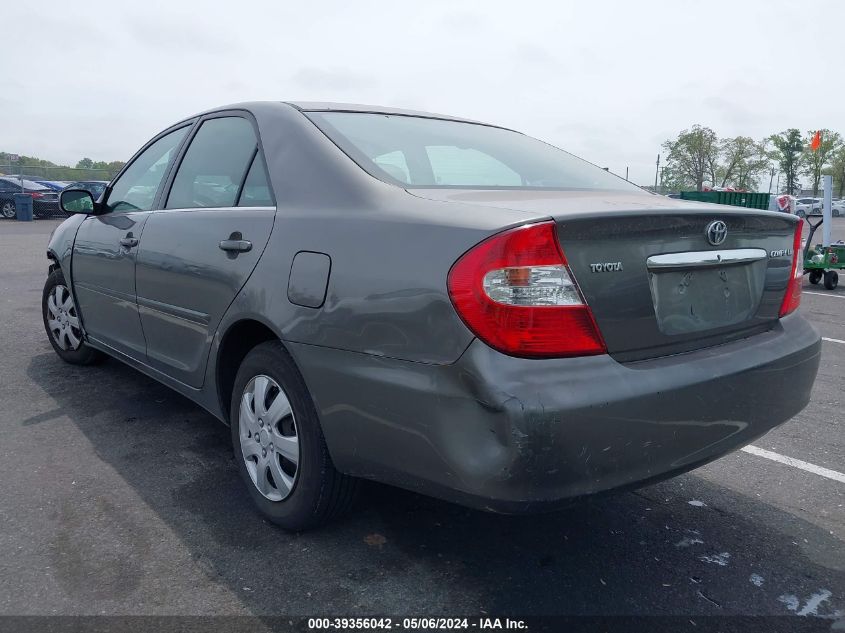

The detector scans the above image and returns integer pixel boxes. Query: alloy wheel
[1,201,15,218]
[46,285,82,351]
[238,375,300,501]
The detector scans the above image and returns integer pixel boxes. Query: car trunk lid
[407,189,799,361]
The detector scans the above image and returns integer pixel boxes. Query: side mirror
[60,189,96,214]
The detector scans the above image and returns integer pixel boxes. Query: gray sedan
[45,102,820,530]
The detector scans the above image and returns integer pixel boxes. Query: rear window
[306,112,639,191]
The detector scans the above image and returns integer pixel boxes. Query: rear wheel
[42,269,105,365]
[1,200,15,219]
[230,341,358,530]
[824,270,839,290]
[809,270,822,285]
[797,209,806,218]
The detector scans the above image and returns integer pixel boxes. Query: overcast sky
[4,0,843,185]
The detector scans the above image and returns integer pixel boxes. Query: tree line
[0,152,125,181]
[661,127,845,197]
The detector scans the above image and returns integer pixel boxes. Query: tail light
[447,221,606,358]
[779,221,803,317]
[29,192,44,199]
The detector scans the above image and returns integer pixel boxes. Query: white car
[832,199,845,217]
[795,197,823,217]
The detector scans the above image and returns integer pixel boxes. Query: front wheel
[797,210,806,218]
[1,200,15,219]
[824,270,839,290]
[42,269,105,365]
[809,270,822,285]
[230,341,359,530]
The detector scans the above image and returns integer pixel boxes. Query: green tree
[659,163,690,193]
[769,129,803,194]
[76,158,94,169]
[827,147,845,198]
[718,136,770,190]
[802,130,842,197]
[662,125,719,191]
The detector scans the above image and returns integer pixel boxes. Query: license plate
[648,265,764,336]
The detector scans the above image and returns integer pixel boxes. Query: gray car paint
[70,211,151,358]
[46,101,821,511]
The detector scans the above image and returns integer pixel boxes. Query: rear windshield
[306,112,640,192]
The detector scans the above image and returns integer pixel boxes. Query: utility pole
[625,166,629,181]
[775,173,780,194]
[768,165,776,194]
[654,154,660,192]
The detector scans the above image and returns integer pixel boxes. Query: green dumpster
[679,191,770,210]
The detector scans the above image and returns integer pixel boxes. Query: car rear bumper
[289,312,820,512]
[33,200,63,218]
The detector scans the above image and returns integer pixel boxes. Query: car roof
[181,101,512,131]
[286,101,497,126]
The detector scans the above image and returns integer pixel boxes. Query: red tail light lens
[779,221,803,317]
[447,221,606,358]
[29,192,44,199]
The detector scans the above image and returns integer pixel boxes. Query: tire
[834,209,841,218]
[42,269,105,365]
[824,270,839,290]
[809,270,822,285]
[1,200,15,219]
[797,210,805,218]
[230,341,358,530]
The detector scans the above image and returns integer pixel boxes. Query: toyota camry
[44,102,820,530]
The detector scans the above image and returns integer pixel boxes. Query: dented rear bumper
[289,312,820,513]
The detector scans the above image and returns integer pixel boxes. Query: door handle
[119,235,139,248]
[219,231,252,258]
[218,240,252,253]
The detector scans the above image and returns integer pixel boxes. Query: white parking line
[822,337,845,345]
[742,445,845,484]
[805,291,845,299]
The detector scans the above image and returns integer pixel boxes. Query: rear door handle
[219,231,252,257]
[119,236,139,248]
[218,239,252,253]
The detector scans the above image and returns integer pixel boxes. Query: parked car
[831,199,844,217]
[795,197,823,217]
[0,176,61,218]
[32,180,71,191]
[45,102,821,530]
[64,180,109,200]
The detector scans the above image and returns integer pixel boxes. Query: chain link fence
[0,165,120,220]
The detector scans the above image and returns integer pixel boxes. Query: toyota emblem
[705,220,728,246]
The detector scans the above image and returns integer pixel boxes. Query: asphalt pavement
[0,218,842,626]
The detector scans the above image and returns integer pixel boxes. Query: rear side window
[167,117,262,209]
[237,153,274,207]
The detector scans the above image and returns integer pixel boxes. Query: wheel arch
[215,317,290,425]
[47,249,61,274]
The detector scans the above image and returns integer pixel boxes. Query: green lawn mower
[803,217,845,290]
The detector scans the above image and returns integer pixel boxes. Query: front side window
[307,112,641,191]
[166,117,259,209]
[106,126,189,213]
